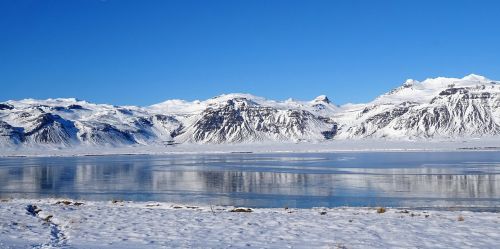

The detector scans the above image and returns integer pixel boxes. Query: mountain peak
[462,74,489,82]
[313,95,330,104]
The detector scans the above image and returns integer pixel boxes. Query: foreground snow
[0,199,498,248]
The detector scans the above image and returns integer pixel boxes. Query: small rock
[42,215,53,223]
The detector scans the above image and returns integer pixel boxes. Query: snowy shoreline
[1,138,500,157]
[0,198,499,248]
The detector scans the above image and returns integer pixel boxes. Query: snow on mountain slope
[335,74,500,139]
[0,121,23,147]
[149,93,339,116]
[175,95,337,143]
[0,93,339,147]
[370,74,494,105]
[0,98,183,147]
[1,74,499,148]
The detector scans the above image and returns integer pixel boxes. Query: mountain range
[1,74,499,148]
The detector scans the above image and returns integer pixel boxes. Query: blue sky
[1,0,500,106]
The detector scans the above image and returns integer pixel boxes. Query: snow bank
[0,199,498,248]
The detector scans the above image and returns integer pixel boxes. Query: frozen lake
[0,152,499,209]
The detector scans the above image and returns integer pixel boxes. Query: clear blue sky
[1,0,500,106]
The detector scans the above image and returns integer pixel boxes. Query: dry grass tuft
[335,243,348,249]
[376,207,386,214]
[56,200,72,205]
[230,208,253,213]
[55,200,84,206]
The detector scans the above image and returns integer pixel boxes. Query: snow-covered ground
[0,199,498,249]
[1,138,500,157]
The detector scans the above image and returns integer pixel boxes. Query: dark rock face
[439,87,468,96]
[391,107,454,137]
[186,98,337,143]
[50,105,87,112]
[150,114,184,138]
[133,117,153,128]
[128,117,157,142]
[367,107,410,129]
[0,121,24,144]
[320,96,331,104]
[23,113,78,145]
[312,104,326,111]
[345,104,412,137]
[0,103,14,110]
[78,122,136,145]
[67,104,85,110]
[169,125,184,138]
[52,106,67,111]
[152,114,178,123]
[345,86,500,138]
[117,109,133,115]
[321,124,337,139]
[190,100,253,143]
[18,112,32,118]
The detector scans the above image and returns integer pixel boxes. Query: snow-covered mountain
[335,74,500,139]
[1,74,499,148]
[174,96,337,143]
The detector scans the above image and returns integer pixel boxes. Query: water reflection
[0,152,499,208]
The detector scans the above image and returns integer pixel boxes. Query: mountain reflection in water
[0,152,499,209]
